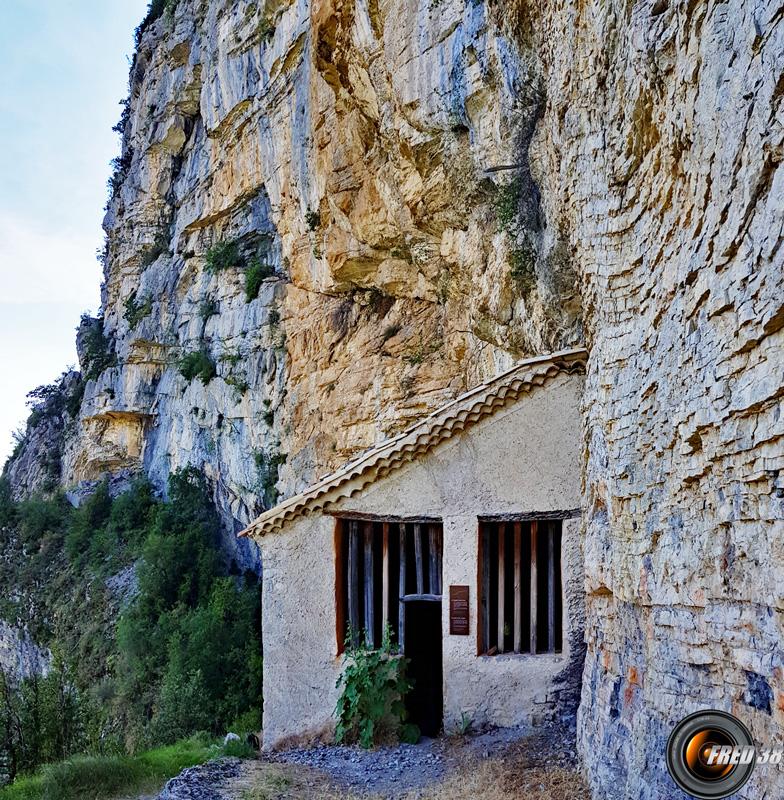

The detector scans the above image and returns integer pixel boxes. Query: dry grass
[401,758,589,800]
[240,746,590,800]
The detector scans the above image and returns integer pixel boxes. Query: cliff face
[5,0,783,797]
[41,0,581,568]
[518,0,783,797]
[0,621,50,682]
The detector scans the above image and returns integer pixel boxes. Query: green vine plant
[334,624,420,749]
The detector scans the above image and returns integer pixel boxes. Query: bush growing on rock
[123,292,153,329]
[305,209,320,230]
[205,241,242,274]
[244,259,274,302]
[494,177,522,231]
[178,351,216,385]
[135,0,179,45]
[139,233,170,269]
[254,449,286,507]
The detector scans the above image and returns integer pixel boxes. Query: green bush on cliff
[254,449,286,507]
[0,479,16,527]
[494,176,522,231]
[16,493,70,548]
[244,259,275,302]
[123,292,153,329]
[205,240,242,274]
[65,477,158,573]
[0,658,85,786]
[178,351,216,385]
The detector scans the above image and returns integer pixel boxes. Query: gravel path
[264,724,577,797]
[151,724,580,799]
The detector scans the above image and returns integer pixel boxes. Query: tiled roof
[240,347,588,538]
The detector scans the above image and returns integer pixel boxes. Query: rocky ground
[151,724,589,800]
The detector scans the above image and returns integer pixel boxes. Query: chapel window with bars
[334,516,443,652]
[478,519,563,655]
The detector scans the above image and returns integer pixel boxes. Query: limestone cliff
[507,0,782,797]
[5,0,782,798]
[10,0,582,567]
[0,621,50,682]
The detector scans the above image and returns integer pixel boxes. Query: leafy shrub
[117,469,262,744]
[493,179,540,292]
[334,626,418,749]
[230,708,262,737]
[65,480,112,566]
[219,350,242,368]
[25,383,64,430]
[225,375,249,400]
[149,669,211,745]
[16,494,70,548]
[0,468,262,786]
[178,351,216,385]
[7,429,27,465]
[66,477,157,573]
[244,259,274,302]
[23,374,83,429]
[402,335,442,366]
[221,737,256,759]
[305,209,320,231]
[107,151,132,198]
[123,292,153,329]
[0,479,17,528]
[64,379,85,419]
[257,17,276,42]
[199,298,218,322]
[205,241,241,274]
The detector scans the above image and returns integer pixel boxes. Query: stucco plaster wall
[261,513,343,749]
[259,372,584,748]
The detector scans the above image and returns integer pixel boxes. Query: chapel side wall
[336,372,585,730]
[260,514,342,750]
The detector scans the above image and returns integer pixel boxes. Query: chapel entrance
[403,597,443,736]
[335,516,444,736]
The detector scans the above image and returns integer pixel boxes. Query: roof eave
[240,347,588,540]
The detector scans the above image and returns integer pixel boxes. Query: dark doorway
[403,599,443,737]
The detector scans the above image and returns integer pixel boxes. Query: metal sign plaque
[449,585,470,635]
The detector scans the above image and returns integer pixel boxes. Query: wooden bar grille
[478,519,563,656]
[336,517,443,652]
